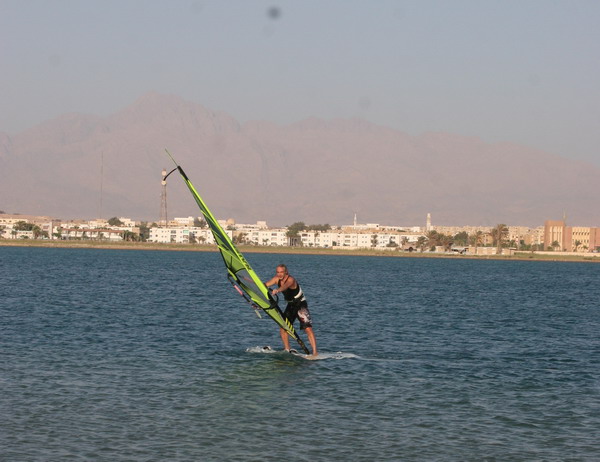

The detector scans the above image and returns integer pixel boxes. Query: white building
[59,227,126,241]
[0,214,58,239]
[244,229,288,246]
[172,216,196,227]
[148,226,224,244]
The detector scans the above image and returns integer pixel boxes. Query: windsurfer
[265,264,318,357]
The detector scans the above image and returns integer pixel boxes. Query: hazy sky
[1,0,599,165]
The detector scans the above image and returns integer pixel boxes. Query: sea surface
[1,246,599,461]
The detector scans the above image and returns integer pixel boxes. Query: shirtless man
[265,264,318,356]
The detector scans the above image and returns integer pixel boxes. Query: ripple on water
[1,248,599,460]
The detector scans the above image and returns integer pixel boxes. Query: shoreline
[1,239,599,262]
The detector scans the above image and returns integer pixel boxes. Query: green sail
[165,151,308,353]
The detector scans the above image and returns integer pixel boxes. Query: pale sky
[1,0,599,165]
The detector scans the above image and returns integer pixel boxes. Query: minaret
[160,168,168,227]
[426,213,432,232]
[354,212,357,228]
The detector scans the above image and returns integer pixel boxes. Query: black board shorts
[283,300,313,329]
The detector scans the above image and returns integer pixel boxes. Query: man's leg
[279,327,291,351]
[305,327,317,356]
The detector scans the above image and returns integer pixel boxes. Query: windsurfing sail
[163,149,310,354]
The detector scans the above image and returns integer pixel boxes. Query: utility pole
[160,168,168,227]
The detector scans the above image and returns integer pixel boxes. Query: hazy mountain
[1,92,598,227]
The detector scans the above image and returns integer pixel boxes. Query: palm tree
[233,232,247,245]
[286,222,305,247]
[440,234,454,251]
[425,230,440,247]
[194,217,207,228]
[574,240,582,252]
[31,225,42,239]
[371,234,379,248]
[469,231,484,253]
[491,224,509,254]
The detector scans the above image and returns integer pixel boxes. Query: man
[265,264,318,357]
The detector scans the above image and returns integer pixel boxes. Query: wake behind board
[247,346,359,360]
[257,345,303,356]
[248,345,307,358]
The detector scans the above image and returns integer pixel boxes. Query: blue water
[1,247,599,461]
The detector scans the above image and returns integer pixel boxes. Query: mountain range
[1,92,598,227]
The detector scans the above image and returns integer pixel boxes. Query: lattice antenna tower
[160,168,168,227]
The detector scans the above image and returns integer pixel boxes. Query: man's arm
[264,276,278,287]
[272,276,295,295]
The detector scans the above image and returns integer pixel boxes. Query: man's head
[276,264,288,279]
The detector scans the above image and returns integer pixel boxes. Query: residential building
[544,220,600,252]
[148,226,221,244]
[0,214,58,239]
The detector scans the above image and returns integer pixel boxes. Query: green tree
[138,222,151,242]
[14,221,34,231]
[425,230,453,250]
[108,217,123,226]
[425,230,440,247]
[307,224,331,232]
[286,222,306,246]
[194,217,207,228]
[122,230,139,242]
[453,231,469,246]
[286,222,306,238]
